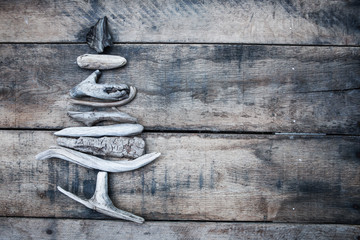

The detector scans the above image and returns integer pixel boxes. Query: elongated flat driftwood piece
[77,54,127,70]
[58,172,144,223]
[68,111,137,126]
[54,123,143,137]
[86,17,113,53]
[70,70,129,100]
[57,136,145,158]
[70,86,137,107]
[36,146,160,172]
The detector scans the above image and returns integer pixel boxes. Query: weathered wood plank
[1,44,359,134]
[0,130,359,223]
[1,218,359,240]
[0,0,359,45]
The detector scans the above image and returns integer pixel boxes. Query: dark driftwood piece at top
[68,111,137,126]
[70,70,129,101]
[36,146,160,173]
[86,16,113,53]
[58,172,144,223]
[57,136,145,159]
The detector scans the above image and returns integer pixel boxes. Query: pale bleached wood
[77,54,126,70]
[0,0,359,45]
[1,218,359,240]
[0,44,359,134]
[1,130,359,223]
[54,124,144,137]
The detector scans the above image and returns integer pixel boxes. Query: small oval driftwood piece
[54,123,143,137]
[58,172,144,223]
[57,136,145,158]
[36,146,161,173]
[70,86,137,107]
[77,54,127,70]
[68,111,137,126]
[70,70,129,101]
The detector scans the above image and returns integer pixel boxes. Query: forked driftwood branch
[54,123,143,137]
[67,111,137,126]
[58,172,144,223]
[36,146,160,172]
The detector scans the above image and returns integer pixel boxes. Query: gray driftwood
[86,17,113,53]
[77,54,127,70]
[57,136,145,158]
[36,146,160,172]
[54,123,143,137]
[58,171,144,223]
[70,86,137,107]
[68,111,137,126]
[70,70,129,100]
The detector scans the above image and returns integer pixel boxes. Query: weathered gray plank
[1,44,359,134]
[1,218,359,240]
[0,0,359,45]
[0,130,359,223]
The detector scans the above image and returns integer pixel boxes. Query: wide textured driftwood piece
[36,146,160,172]
[77,54,127,70]
[70,70,129,100]
[68,111,137,126]
[70,86,137,107]
[58,172,144,223]
[54,123,143,137]
[57,136,145,158]
[86,17,113,53]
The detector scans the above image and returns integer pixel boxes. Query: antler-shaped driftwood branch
[36,146,160,172]
[58,172,144,223]
[54,123,143,137]
[70,86,137,107]
[68,111,137,126]
[70,70,129,101]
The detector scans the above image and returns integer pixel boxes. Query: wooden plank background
[1,0,359,239]
[0,0,359,45]
[1,44,359,134]
[1,218,359,240]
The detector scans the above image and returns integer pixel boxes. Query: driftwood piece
[70,70,129,100]
[77,54,127,70]
[86,17,113,53]
[57,136,145,158]
[70,86,137,107]
[36,146,160,172]
[67,111,137,126]
[54,123,143,137]
[58,172,144,223]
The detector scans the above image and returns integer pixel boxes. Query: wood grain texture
[0,0,359,45]
[0,130,359,223]
[1,218,360,240]
[0,44,359,134]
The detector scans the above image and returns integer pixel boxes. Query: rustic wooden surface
[0,0,359,45]
[1,44,359,134]
[1,130,359,223]
[1,0,360,238]
[1,218,359,240]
